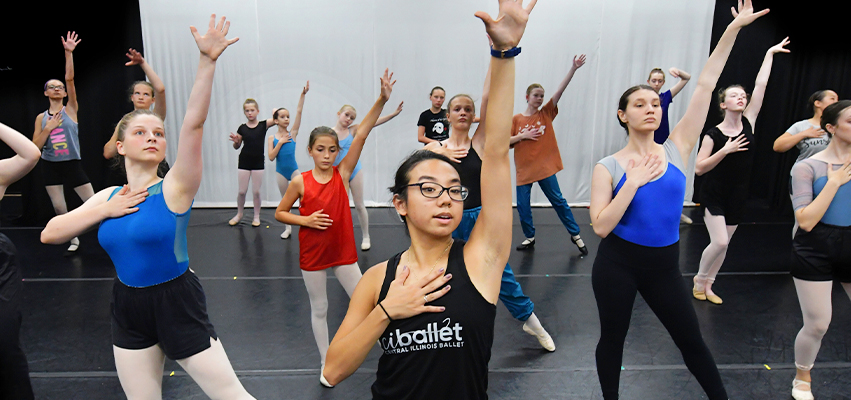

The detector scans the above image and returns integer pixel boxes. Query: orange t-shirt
[511,99,563,186]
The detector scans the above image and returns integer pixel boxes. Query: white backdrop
[139,0,713,207]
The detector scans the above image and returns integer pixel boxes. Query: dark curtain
[695,1,851,219]
[0,1,144,226]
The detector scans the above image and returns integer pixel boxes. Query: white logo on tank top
[380,317,465,354]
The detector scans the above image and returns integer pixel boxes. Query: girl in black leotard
[693,37,789,305]
[321,2,534,397]
[228,99,275,226]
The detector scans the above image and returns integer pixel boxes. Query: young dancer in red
[275,69,395,385]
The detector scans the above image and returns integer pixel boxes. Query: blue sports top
[791,158,851,227]
[597,140,686,247]
[333,129,362,180]
[98,181,191,287]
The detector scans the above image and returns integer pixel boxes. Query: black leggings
[591,234,727,400]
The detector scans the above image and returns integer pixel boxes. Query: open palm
[191,14,239,61]
[475,0,537,50]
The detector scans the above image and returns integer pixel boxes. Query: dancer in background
[788,100,851,400]
[41,15,255,399]
[32,31,95,252]
[332,99,403,250]
[773,90,837,161]
[511,54,589,255]
[417,86,449,144]
[275,69,395,385]
[589,2,769,398]
[269,81,309,239]
[323,1,533,397]
[229,98,275,226]
[693,37,789,305]
[0,122,42,400]
[647,66,694,224]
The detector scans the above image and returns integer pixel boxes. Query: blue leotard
[791,159,851,227]
[597,140,686,247]
[98,181,191,287]
[272,136,299,179]
[333,129,362,181]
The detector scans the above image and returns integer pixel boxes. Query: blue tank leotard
[272,136,299,179]
[597,140,686,247]
[98,181,191,287]
[333,129,362,181]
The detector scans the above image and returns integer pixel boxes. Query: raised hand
[305,209,333,230]
[303,81,310,95]
[721,134,749,154]
[102,185,148,218]
[669,68,681,78]
[768,37,791,55]
[62,31,81,52]
[573,54,587,69]
[228,132,242,143]
[730,0,769,28]
[394,101,404,114]
[380,266,451,320]
[44,114,63,131]
[379,69,396,101]
[190,14,239,61]
[827,160,851,187]
[124,48,145,66]
[625,154,664,187]
[475,0,537,50]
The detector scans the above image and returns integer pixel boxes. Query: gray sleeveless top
[40,107,81,161]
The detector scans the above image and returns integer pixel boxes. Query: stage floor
[5,207,850,399]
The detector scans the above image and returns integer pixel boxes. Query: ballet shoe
[281,228,291,239]
[706,293,723,305]
[320,366,334,388]
[251,220,261,227]
[67,237,80,252]
[522,323,556,352]
[361,238,371,251]
[228,217,240,226]
[791,379,813,400]
[692,286,707,301]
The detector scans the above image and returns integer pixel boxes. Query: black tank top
[701,118,755,190]
[371,240,496,400]
[455,145,483,210]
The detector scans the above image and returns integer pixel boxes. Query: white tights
[114,338,254,400]
[348,172,369,242]
[45,183,95,215]
[233,170,263,223]
[793,278,851,370]
[276,171,298,234]
[301,263,362,365]
[695,210,738,295]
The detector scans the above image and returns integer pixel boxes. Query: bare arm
[550,54,586,105]
[0,122,42,197]
[127,49,168,120]
[267,134,285,161]
[41,186,147,244]
[32,113,53,150]
[744,37,789,128]
[104,125,120,159]
[163,15,239,213]
[773,128,823,152]
[667,68,692,98]
[589,155,663,237]
[669,0,769,161]
[274,174,334,230]
[417,126,437,144]
[337,70,393,180]
[290,81,309,142]
[61,32,80,120]
[795,161,851,232]
[470,58,492,152]
[372,101,403,127]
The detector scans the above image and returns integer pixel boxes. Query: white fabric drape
[139,0,713,207]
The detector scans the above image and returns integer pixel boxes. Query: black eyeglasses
[407,182,468,202]
[46,84,65,90]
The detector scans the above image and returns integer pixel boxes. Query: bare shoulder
[362,260,390,303]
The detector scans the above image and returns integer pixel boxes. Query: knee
[310,300,329,319]
[803,319,830,339]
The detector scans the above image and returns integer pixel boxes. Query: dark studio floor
[3,206,850,399]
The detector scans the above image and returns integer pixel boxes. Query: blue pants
[453,207,534,321]
[516,173,580,238]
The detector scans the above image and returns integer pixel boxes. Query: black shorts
[791,222,851,282]
[111,270,218,360]
[41,159,90,188]
[700,185,748,226]
[238,153,265,171]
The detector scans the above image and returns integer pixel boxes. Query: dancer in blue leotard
[331,101,403,251]
[269,81,309,239]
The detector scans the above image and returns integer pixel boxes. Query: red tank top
[298,167,359,271]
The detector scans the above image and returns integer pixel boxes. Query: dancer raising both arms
[229,98,276,227]
[275,69,395,385]
[32,31,95,252]
[268,81,309,239]
[693,37,789,305]
[773,90,837,161]
[511,53,589,255]
[589,1,768,398]
[41,15,255,399]
[332,96,403,250]
[322,1,534,398]
[0,122,42,400]
[788,100,851,400]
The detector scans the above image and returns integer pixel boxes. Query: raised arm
[126,48,167,120]
[61,32,80,120]
[551,54,586,105]
[373,101,403,127]
[470,55,493,151]
[337,70,393,179]
[668,67,692,98]
[0,122,41,198]
[163,15,238,212]
[744,37,789,128]
[290,81,309,142]
[669,0,769,160]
